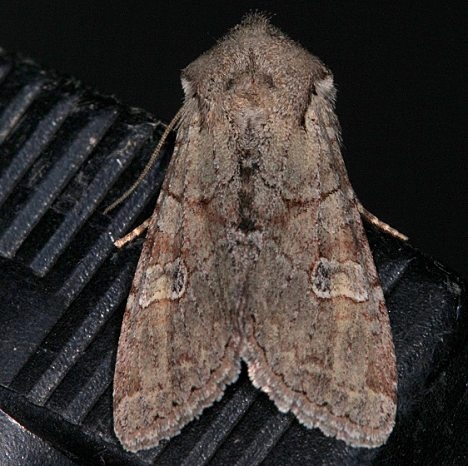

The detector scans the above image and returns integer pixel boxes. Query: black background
[0,1,465,278]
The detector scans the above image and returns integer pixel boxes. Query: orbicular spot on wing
[139,258,188,306]
[311,257,369,302]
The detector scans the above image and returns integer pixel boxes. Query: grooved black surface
[0,50,466,466]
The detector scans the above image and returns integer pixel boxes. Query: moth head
[181,15,337,127]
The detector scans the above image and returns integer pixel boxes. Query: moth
[112,14,402,452]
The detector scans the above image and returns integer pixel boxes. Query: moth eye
[311,84,318,96]
[181,76,194,98]
[315,76,336,102]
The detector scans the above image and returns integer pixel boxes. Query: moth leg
[358,204,408,241]
[114,218,151,248]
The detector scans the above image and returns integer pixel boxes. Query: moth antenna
[104,106,184,215]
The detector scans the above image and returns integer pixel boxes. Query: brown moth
[113,14,398,452]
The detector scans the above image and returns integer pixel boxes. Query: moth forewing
[113,14,397,452]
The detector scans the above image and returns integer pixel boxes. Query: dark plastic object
[0,49,466,466]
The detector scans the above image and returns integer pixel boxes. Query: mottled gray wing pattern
[113,114,241,452]
[241,86,397,448]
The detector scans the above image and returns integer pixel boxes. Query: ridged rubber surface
[0,50,466,466]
